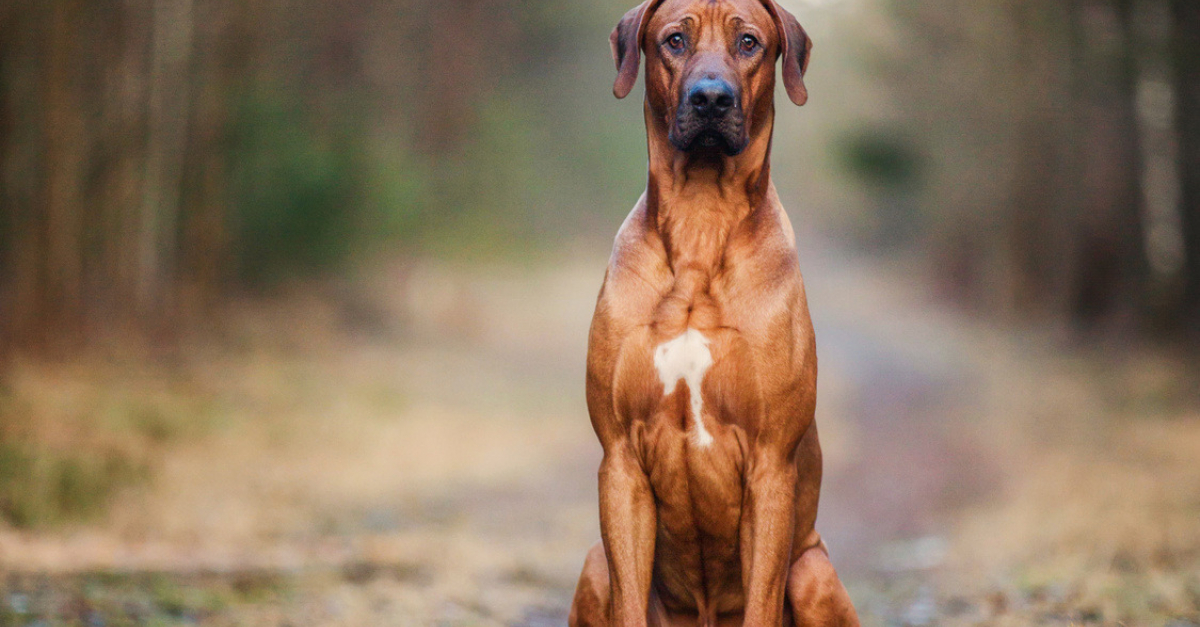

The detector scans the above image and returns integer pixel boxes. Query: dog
[568,1,860,626]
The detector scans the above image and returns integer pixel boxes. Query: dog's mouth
[697,132,723,148]
[669,121,746,156]
[672,123,744,153]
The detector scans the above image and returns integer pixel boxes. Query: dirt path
[2,236,1198,626]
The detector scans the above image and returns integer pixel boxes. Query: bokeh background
[1,0,1199,624]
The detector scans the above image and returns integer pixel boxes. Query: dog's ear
[610,1,659,99]
[763,0,812,106]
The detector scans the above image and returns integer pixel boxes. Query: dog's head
[610,0,811,156]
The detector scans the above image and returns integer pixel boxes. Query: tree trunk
[1008,0,1080,322]
[1174,0,1200,335]
[40,0,88,348]
[179,0,235,323]
[138,0,194,319]
[1067,0,1147,329]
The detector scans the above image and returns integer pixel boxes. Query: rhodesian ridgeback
[568,1,860,625]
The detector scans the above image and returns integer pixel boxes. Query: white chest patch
[653,328,715,447]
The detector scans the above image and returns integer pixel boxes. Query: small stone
[942,596,974,617]
[988,590,1008,616]
[901,586,937,626]
[8,593,29,614]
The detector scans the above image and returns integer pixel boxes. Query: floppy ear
[610,1,659,99]
[763,0,812,106]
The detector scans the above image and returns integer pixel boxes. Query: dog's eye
[666,33,685,50]
[740,34,759,52]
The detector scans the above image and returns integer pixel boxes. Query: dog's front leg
[599,439,657,627]
[741,449,799,627]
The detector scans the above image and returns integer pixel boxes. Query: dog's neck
[642,101,776,277]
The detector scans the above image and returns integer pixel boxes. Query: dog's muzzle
[669,78,747,155]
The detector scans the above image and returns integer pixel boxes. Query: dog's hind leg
[785,537,860,627]
[570,542,613,627]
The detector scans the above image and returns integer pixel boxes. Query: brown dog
[568,1,860,626]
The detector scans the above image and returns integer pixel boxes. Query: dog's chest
[594,208,805,611]
[627,289,759,612]
[652,327,717,446]
[614,261,770,445]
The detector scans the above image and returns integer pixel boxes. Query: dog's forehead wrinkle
[652,2,771,43]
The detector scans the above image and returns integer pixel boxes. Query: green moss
[0,442,146,529]
[835,128,923,191]
[230,91,366,283]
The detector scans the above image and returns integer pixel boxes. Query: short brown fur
[572,1,859,626]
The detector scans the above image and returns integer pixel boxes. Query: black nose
[687,78,735,118]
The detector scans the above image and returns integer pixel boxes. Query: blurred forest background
[3,0,1200,350]
[0,0,1198,625]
